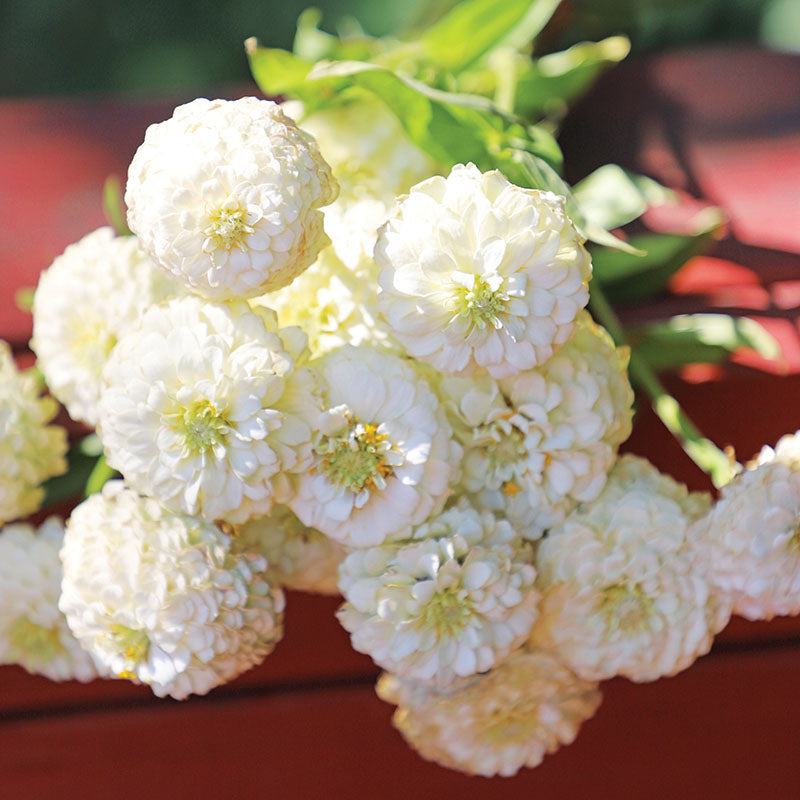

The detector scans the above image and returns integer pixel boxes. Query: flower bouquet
[2,0,796,780]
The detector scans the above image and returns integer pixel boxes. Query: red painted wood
[1,647,798,799]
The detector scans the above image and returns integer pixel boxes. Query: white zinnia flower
[60,482,284,699]
[376,648,602,777]
[530,455,726,682]
[254,245,393,358]
[337,501,538,687]
[289,345,460,547]
[0,518,99,682]
[0,342,67,524]
[695,430,800,619]
[125,97,338,300]
[238,505,345,595]
[376,163,592,378]
[31,227,180,426]
[97,296,320,523]
[442,312,633,539]
[285,98,440,271]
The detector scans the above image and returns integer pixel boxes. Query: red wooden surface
[1,46,800,798]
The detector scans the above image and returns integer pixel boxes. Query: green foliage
[590,209,725,302]
[102,175,132,237]
[628,314,781,371]
[573,164,675,231]
[246,0,649,251]
[512,36,630,116]
[420,0,560,72]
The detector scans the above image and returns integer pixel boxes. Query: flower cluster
[9,84,800,781]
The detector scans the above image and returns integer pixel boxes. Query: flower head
[377,648,601,777]
[376,163,592,378]
[60,481,284,699]
[0,518,100,682]
[0,342,67,524]
[337,501,538,687]
[98,296,320,523]
[289,345,460,547]
[695,430,800,619]
[529,455,726,682]
[442,312,633,539]
[254,245,394,358]
[31,227,180,426]
[238,505,345,595]
[125,97,338,299]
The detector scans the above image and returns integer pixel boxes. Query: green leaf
[499,149,643,253]
[102,175,132,236]
[41,442,98,507]
[85,453,119,496]
[591,207,725,302]
[15,287,35,312]
[514,36,630,116]
[628,314,781,372]
[573,163,675,231]
[292,8,381,63]
[245,38,314,97]
[421,0,560,72]
[304,59,563,169]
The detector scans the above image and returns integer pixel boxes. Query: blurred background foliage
[1,0,797,97]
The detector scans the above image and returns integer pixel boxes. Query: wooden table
[1,46,799,799]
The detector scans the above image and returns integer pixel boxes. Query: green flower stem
[588,282,738,488]
[85,454,118,497]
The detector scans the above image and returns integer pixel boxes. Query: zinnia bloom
[376,163,592,378]
[60,481,284,699]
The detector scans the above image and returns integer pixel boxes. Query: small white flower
[289,345,460,547]
[0,342,67,524]
[441,312,633,539]
[31,227,180,426]
[376,163,592,378]
[0,518,100,682]
[376,648,602,777]
[238,505,345,595]
[254,245,394,358]
[530,455,726,682]
[60,481,284,700]
[125,97,338,300]
[286,98,440,271]
[696,430,800,619]
[337,501,538,687]
[98,296,321,523]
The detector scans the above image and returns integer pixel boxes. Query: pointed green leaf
[102,174,131,236]
[628,314,781,371]
[591,208,725,302]
[574,164,649,230]
[514,36,630,116]
[246,38,314,97]
[421,0,560,72]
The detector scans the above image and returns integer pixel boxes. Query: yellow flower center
[180,399,229,452]
[454,275,508,331]
[318,417,395,493]
[204,203,254,251]
[110,623,150,664]
[598,584,655,634]
[418,585,475,638]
